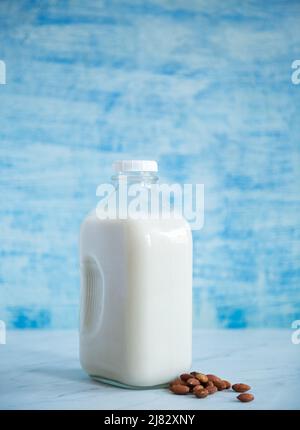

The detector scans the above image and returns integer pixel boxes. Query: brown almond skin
[192,385,204,394]
[170,384,190,395]
[169,378,187,388]
[223,380,231,389]
[213,380,227,391]
[237,393,254,403]
[206,385,218,395]
[186,377,200,387]
[232,383,251,393]
[205,380,214,387]
[180,373,193,382]
[192,372,209,384]
[206,374,222,383]
[194,388,209,398]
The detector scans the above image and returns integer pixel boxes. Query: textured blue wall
[0,0,300,329]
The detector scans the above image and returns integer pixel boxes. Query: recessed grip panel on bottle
[80,258,104,336]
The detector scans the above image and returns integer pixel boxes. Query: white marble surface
[0,330,299,410]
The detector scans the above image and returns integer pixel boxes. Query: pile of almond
[169,372,254,403]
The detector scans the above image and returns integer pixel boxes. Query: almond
[169,378,186,387]
[223,380,231,389]
[232,383,251,393]
[194,388,209,398]
[213,380,227,391]
[170,384,190,395]
[206,385,218,395]
[192,385,205,394]
[206,374,222,383]
[237,393,254,402]
[192,372,209,384]
[186,377,200,387]
[180,373,193,382]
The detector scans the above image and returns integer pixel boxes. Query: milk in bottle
[79,160,192,387]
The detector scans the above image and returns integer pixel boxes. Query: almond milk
[79,160,192,387]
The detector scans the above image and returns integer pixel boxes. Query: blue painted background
[0,0,300,329]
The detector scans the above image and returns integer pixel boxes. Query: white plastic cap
[112,160,158,173]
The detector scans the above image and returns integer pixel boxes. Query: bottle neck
[111,171,159,189]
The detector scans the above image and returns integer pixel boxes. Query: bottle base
[90,375,168,390]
